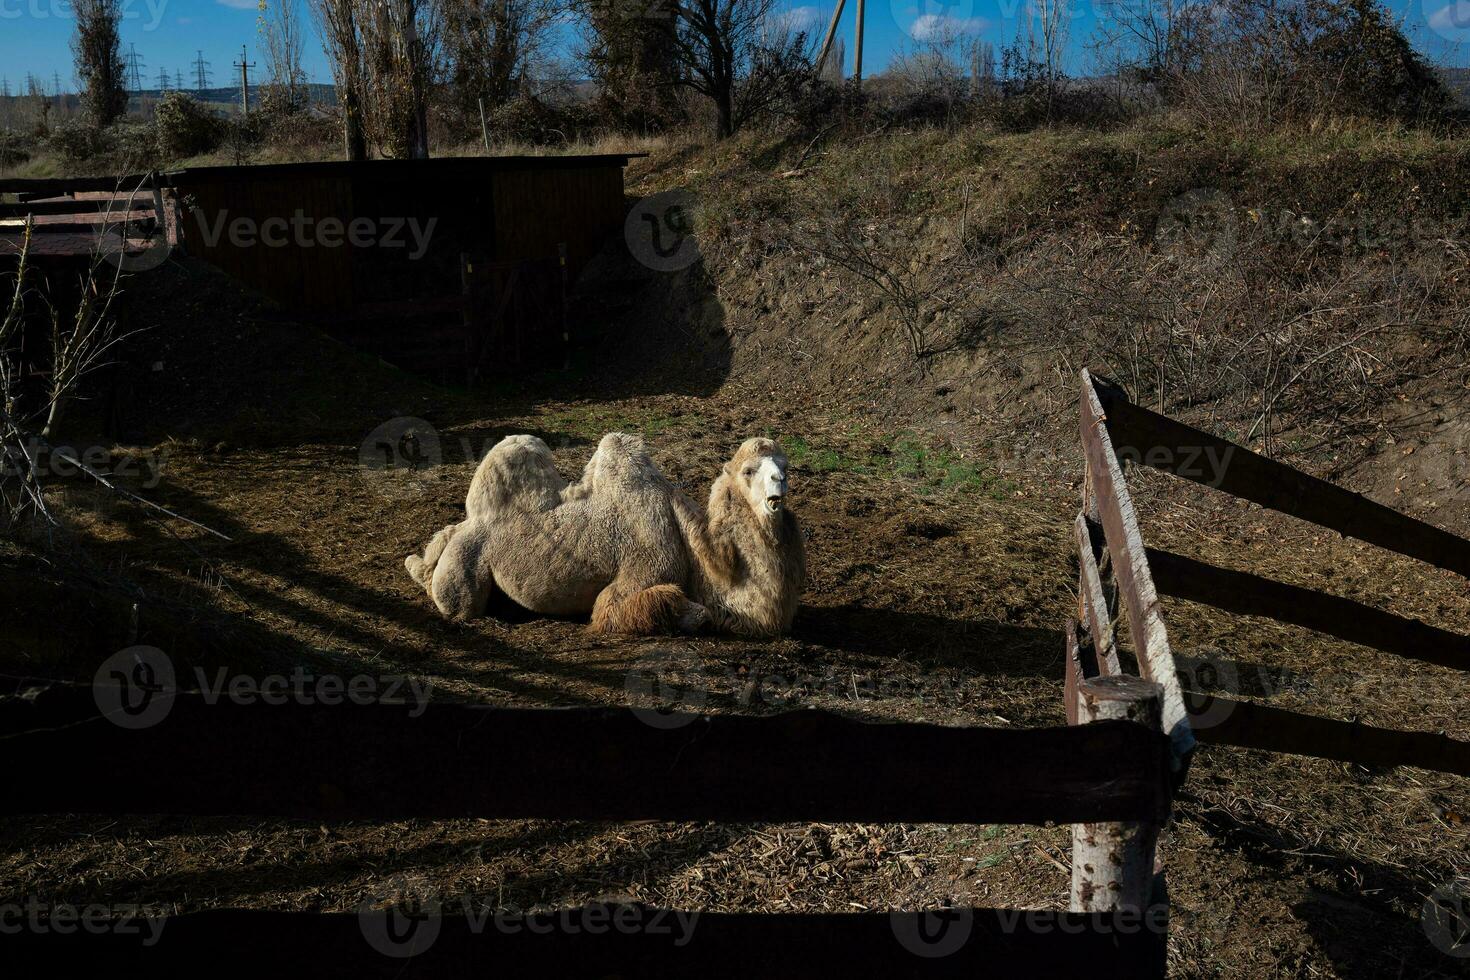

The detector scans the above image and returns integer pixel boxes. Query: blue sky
[0,0,1465,97]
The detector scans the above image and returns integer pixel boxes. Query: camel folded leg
[425,523,498,621]
[590,581,709,635]
[405,523,460,590]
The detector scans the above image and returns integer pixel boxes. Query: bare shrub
[966,224,1463,455]
[152,92,225,160]
[0,225,131,531]
[1100,0,1451,127]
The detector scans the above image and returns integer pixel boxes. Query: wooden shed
[165,155,642,378]
[167,155,637,312]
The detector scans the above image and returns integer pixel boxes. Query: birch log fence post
[1070,675,1164,914]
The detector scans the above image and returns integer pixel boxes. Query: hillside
[607,117,1470,532]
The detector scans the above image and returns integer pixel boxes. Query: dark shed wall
[174,172,355,311]
[167,156,635,314]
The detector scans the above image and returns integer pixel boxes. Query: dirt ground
[1,259,1467,978]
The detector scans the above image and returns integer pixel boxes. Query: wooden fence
[0,173,168,261]
[1070,369,1470,779]
[1,680,1173,976]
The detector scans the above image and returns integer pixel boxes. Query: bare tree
[71,0,128,127]
[668,0,814,138]
[579,0,682,129]
[1026,0,1070,111]
[310,0,369,159]
[259,0,310,110]
[439,0,561,126]
[358,0,439,158]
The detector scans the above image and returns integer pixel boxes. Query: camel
[404,433,805,637]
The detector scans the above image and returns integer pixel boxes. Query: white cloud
[910,12,988,40]
[216,0,258,9]
[772,4,822,33]
[1428,0,1470,39]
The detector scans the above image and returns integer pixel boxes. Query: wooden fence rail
[1147,545,1470,671]
[1,906,1168,978]
[1,686,1172,825]
[1090,374,1470,579]
[1073,369,1470,779]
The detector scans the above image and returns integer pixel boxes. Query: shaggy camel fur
[404,433,805,636]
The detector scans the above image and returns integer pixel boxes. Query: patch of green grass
[783,435,861,474]
[540,405,708,442]
[779,430,1013,498]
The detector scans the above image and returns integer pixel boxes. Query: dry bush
[1104,0,1452,128]
[152,92,225,160]
[1,227,130,532]
[963,221,1468,454]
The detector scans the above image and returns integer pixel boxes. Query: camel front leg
[427,523,497,621]
[590,580,709,635]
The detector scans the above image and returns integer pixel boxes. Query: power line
[193,50,213,95]
[126,44,146,92]
[157,67,171,92]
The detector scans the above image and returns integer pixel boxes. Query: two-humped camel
[405,433,804,636]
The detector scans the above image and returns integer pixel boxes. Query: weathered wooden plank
[1071,676,1164,914]
[1090,375,1470,580]
[11,216,157,235]
[0,199,157,218]
[1,905,1167,979]
[0,174,156,194]
[1065,618,1081,725]
[1148,547,1470,671]
[0,687,1172,824]
[1189,697,1470,776]
[1075,511,1123,676]
[1079,370,1196,767]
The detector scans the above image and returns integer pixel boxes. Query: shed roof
[165,154,648,184]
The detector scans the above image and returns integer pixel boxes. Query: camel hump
[466,434,566,516]
[586,432,666,488]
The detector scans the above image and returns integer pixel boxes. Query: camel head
[724,437,790,521]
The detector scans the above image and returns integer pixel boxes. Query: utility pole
[815,0,847,76]
[852,0,865,91]
[193,50,212,95]
[52,71,63,107]
[233,45,256,117]
[157,67,171,93]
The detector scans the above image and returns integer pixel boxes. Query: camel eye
[743,467,756,477]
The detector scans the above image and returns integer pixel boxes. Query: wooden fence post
[1070,675,1164,913]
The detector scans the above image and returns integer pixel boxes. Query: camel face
[730,438,789,520]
